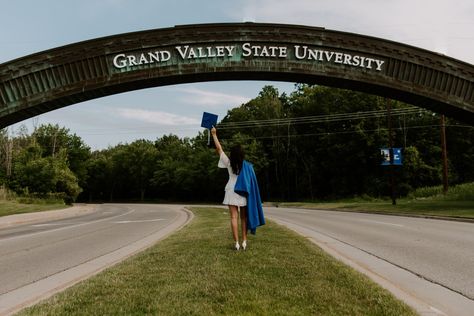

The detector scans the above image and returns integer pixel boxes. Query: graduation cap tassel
[207,128,211,146]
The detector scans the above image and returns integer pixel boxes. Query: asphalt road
[0,203,189,314]
[265,206,474,315]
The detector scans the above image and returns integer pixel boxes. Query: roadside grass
[19,207,416,316]
[408,182,474,201]
[279,200,474,218]
[0,200,67,218]
[276,182,474,219]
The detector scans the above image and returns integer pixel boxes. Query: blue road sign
[380,148,402,166]
[392,148,402,165]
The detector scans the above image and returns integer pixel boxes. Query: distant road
[0,204,190,315]
[265,206,474,316]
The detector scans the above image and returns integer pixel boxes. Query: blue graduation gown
[234,160,265,234]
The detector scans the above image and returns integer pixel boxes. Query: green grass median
[20,207,415,316]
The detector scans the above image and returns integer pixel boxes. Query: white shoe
[242,240,247,250]
[235,242,240,251]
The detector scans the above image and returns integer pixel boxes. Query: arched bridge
[0,23,473,127]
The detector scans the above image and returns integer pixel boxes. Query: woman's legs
[240,206,247,242]
[228,205,239,243]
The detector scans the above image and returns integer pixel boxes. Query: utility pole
[386,98,396,205]
[440,114,449,194]
[3,128,13,178]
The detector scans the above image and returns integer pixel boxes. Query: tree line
[1,84,473,204]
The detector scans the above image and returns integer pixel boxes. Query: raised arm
[211,127,223,155]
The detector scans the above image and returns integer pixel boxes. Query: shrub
[408,182,474,201]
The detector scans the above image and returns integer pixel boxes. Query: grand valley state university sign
[112,43,385,72]
[0,23,473,126]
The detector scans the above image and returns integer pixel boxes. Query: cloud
[230,0,474,64]
[174,87,250,107]
[116,108,199,125]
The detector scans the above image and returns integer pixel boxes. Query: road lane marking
[357,219,405,227]
[32,223,66,227]
[277,209,310,214]
[0,208,136,243]
[31,223,82,227]
[113,219,165,224]
[430,306,448,316]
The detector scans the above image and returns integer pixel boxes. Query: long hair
[230,145,245,175]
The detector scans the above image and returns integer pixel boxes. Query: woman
[211,127,248,251]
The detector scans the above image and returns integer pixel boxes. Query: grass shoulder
[20,207,415,315]
[275,200,474,219]
[0,199,67,218]
[273,182,474,220]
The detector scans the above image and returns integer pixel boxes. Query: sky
[1,0,473,150]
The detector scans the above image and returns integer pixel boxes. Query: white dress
[218,152,247,206]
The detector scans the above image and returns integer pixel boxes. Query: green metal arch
[0,22,473,127]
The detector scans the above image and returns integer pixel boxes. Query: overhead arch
[0,22,473,127]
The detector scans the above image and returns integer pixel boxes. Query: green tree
[82,150,115,202]
[125,140,158,201]
[152,135,194,200]
[399,146,441,194]
[11,144,81,203]
[33,124,91,188]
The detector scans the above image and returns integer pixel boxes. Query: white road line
[0,209,136,243]
[358,219,405,227]
[278,209,310,214]
[430,306,448,316]
[113,219,165,224]
[31,223,78,227]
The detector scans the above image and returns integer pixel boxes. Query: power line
[219,123,449,141]
[62,108,460,137]
[217,106,429,130]
[7,107,465,138]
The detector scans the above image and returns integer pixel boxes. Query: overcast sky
[2,0,473,149]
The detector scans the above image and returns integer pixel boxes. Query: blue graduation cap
[201,112,218,129]
[201,112,218,146]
